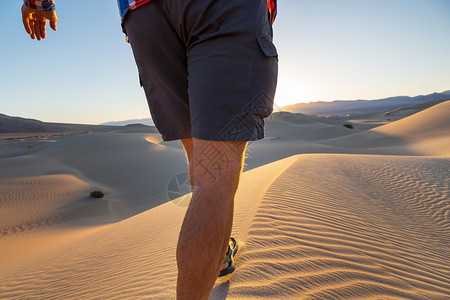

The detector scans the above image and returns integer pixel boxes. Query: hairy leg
[177,138,247,299]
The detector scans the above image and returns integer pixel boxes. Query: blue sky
[1,0,449,124]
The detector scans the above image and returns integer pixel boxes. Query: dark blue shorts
[124,0,278,141]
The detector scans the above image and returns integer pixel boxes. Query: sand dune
[373,100,450,138]
[1,155,448,299]
[371,100,450,156]
[1,101,449,299]
[320,100,450,156]
[0,132,189,222]
[0,174,102,235]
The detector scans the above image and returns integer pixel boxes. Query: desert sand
[0,101,449,299]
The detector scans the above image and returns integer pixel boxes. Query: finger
[29,19,36,39]
[22,15,31,35]
[49,13,57,31]
[40,19,47,39]
[34,19,41,41]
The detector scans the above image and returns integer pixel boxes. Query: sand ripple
[226,155,450,299]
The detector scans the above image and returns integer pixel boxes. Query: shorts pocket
[254,3,278,58]
[250,1,278,120]
[256,33,278,57]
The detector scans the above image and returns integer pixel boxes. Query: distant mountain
[0,114,63,133]
[100,118,154,127]
[0,114,121,134]
[281,91,450,116]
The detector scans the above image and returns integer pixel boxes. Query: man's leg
[177,138,247,299]
[181,138,194,189]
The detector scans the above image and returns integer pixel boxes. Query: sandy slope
[373,100,450,138]
[220,154,449,299]
[371,100,450,156]
[0,174,100,235]
[1,101,449,299]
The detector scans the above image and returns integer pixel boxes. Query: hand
[21,4,57,40]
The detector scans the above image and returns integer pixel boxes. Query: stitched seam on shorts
[249,0,266,115]
[249,35,260,116]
